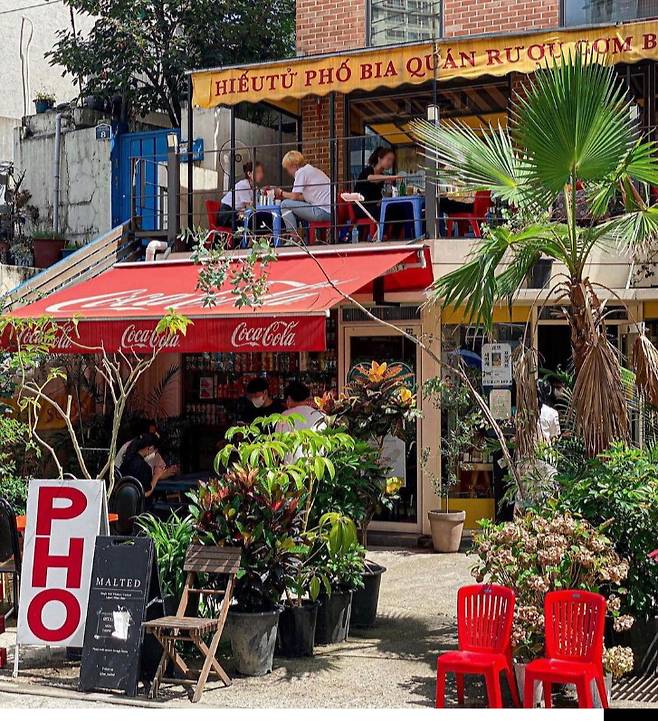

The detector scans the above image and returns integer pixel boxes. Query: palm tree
[410,52,658,455]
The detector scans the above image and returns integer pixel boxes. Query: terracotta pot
[427,510,466,553]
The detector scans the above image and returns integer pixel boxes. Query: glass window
[562,0,658,26]
[369,0,441,46]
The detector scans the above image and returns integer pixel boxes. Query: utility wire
[0,0,63,16]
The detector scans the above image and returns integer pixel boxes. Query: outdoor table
[153,471,210,500]
[379,195,425,240]
[242,203,283,247]
[15,513,118,533]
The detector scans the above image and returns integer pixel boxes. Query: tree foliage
[48,0,295,126]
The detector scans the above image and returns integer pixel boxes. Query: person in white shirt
[217,161,264,229]
[537,379,561,444]
[275,381,324,433]
[275,151,331,238]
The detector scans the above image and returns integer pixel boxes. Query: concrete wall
[0,264,38,295]
[14,110,112,245]
[0,1,95,160]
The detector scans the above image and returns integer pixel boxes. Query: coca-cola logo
[15,324,74,350]
[44,278,354,314]
[230,320,299,349]
[120,324,181,351]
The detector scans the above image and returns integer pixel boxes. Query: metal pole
[167,136,180,245]
[53,113,62,234]
[425,24,440,240]
[230,106,236,229]
[329,92,336,243]
[187,75,194,229]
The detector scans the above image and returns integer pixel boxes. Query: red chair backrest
[336,199,351,225]
[457,584,515,654]
[544,590,606,664]
[205,199,221,228]
[473,191,492,218]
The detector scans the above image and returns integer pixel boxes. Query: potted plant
[317,361,418,546]
[31,230,67,268]
[313,525,366,645]
[425,378,482,552]
[135,512,194,614]
[315,362,417,625]
[33,90,56,114]
[278,513,357,657]
[193,416,353,675]
[313,431,390,629]
[61,241,79,259]
[469,507,634,703]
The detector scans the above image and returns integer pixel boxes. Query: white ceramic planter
[514,662,543,707]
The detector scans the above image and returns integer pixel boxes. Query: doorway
[343,323,422,532]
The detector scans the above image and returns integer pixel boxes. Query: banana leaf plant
[410,51,658,456]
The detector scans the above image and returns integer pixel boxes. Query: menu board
[481,343,513,387]
[79,537,158,696]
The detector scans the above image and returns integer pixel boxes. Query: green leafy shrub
[0,416,38,514]
[557,443,658,621]
[136,512,194,600]
[191,416,354,612]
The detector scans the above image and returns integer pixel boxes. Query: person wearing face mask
[239,377,285,425]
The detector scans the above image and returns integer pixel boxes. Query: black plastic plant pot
[350,562,387,630]
[315,590,352,645]
[276,600,319,657]
[228,607,281,676]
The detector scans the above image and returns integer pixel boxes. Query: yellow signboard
[192,20,658,108]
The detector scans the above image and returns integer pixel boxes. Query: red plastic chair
[307,201,349,244]
[446,191,492,238]
[346,201,378,242]
[436,584,520,708]
[205,199,234,248]
[524,590,607,709]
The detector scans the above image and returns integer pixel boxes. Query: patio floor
[1,546,656,708]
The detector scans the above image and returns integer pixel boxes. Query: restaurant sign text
[192,20,658,108]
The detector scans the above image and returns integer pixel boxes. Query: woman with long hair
[119,432,164,500]
[354,147,405,239]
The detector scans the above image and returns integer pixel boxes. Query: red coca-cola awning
[2,245,432,354]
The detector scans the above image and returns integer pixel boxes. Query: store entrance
[344,325,421,531]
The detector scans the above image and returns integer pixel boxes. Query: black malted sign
[79,536,158,696]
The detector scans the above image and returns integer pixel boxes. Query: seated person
[119,433,165,502]
[217,161,265,229]
[116,418,177,481]
[275,151,331,239]
[239,377,285,425]
[354,146,406,240]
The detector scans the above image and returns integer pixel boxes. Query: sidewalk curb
[0,679,162,707]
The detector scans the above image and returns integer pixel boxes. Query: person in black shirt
[239,377,285,425]
[119,433,163,501]
[354,147,407,240]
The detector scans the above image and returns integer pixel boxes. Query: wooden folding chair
[143,544,241,702]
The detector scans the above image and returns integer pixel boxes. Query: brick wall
[443,0,560,37]
[296,0,366,55]
[301,95,346,183]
